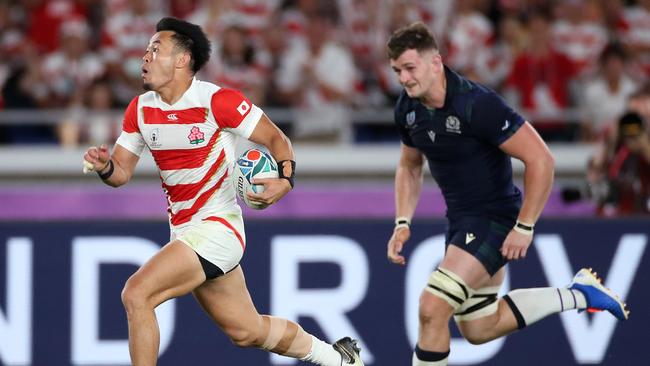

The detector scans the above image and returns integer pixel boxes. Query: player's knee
[418,292,453,327]
[121,276,150,313]
[421,268,474,324]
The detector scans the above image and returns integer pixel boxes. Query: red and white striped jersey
[116,78,262,231]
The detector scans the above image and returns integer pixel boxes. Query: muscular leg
[193,266,344,366]
[454,267,517,344]
[456,269,588,344]
[121,240,207,366]
[415,246,491,365]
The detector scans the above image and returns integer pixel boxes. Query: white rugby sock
[300,336,342,366]
[504,287,587,327]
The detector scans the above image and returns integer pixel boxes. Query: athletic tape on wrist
[394,216,411,230]
[513,220,534,235]
[277,160,295,188]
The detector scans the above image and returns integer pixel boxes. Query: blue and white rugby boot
[333,337,364,365]
[569,268,629,320]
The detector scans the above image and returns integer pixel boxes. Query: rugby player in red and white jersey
[83,17,363,366]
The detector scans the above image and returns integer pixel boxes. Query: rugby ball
[233,148,279,209]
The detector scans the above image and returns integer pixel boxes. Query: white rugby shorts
[172,214,246,274]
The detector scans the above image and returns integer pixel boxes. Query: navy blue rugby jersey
[394,66,524,219]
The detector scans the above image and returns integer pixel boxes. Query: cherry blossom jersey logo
[188,126,205,145]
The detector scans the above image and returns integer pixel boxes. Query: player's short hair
[156,17,211,74]
[387,21,438,60]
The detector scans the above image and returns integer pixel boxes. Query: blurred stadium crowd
[0,0,649,142]
[0,0,649,215]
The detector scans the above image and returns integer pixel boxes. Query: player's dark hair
[387,21,438,60]
[156,17,211,74]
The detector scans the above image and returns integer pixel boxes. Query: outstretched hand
[388,227,411,265]
[246,178,292,206]
[83,144,111,173]
[501,230,533,261]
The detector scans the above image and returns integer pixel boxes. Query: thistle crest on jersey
[236,149,277,186]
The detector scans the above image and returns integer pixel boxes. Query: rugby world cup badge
[149,128,162,148]
[445,115,461,134]
[406,110,416,127]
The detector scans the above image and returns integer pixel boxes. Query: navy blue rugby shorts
[445,215,516,276]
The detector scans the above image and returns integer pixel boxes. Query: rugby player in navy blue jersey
[385,22,629,366]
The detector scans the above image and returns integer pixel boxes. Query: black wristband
[277,159,296,188]
[97,159,114,180]
[515,221,534,231]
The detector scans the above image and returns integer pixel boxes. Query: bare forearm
[518,155,554,223]
[395,164,423,220]
[266,127,294,162]
[98,158,132,187]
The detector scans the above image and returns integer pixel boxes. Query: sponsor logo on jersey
[465,232,476,244]
[406,111,416,127]
[188,126,205,145]
[428,130,436,143]
[501,119,510,131]
[446,115,461,134]
[167,113,178,121]
[149,128,162,148]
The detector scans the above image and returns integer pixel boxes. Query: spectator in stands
[278,0,331,46]
[375,0,425,104]
[229,0,280,42]
[41,18,105,108]
[617,0,650,78]
[25,0,88,54]
[505,10,578,141]
[0,0,30,68]
[629,82,650,122]
[185,0,236,50]
[275,14,357,143]
[58,78,120,148]
[258,20,289,107]
[101,0,163,105]
[580,42,638,141]
[551,0,607,77]
[473,14,526,89]
[169,0,197,19]
[203,24,269,105]
[444,0,494,78]
[587,111,650,216]
[601,0,626,37]
[1,65,56,144]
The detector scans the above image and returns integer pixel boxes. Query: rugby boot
[569,268,629,320]
[333,337,364,365]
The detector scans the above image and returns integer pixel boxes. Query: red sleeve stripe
[162,149,226,203]
[210,88,252,128]
[151,129,220,171]
[122,96,140,133]
[170,170,229,226]
[142,107,208,124]
[203,216,246,250]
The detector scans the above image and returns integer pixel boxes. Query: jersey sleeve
[115,96,146,156]
[211,88,262,138]
[471,91,525,146]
